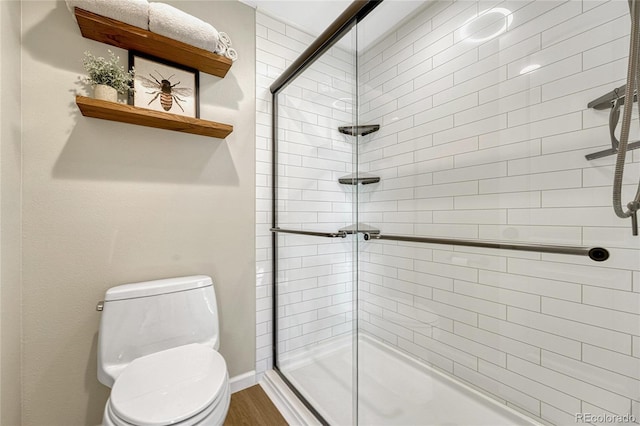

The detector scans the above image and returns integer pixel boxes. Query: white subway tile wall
[255,11,357,378]
[257,0,640,424]
[357,0,640,423]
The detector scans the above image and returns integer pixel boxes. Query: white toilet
[97,275,231,426]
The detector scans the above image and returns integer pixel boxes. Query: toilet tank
[97,275,220,387]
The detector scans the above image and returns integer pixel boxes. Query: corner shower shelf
[74,8,232,78]
[338,124,380,136]
[339,223,380,235]
[338,172,380,185]
[76,96,233,139]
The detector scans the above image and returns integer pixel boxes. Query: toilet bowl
[97,276,230,426]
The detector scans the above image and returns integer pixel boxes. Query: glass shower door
[273,26,359,425]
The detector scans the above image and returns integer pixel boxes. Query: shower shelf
[338,124,380,136]
[76,96,233,139]
[73,8,232,78]
[338,223,380,235]
[338,173,380,185]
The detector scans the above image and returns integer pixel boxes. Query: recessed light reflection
[332,97,353,111]
[461,8,513,43]
[519,64,541,75]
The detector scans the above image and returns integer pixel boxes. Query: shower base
[280,334,539,426]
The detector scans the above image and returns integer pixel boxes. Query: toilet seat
[106,344,230,426]
[105,383,230,426]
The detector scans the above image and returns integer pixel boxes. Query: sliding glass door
[272,26,359,425]
[272,1,639,425]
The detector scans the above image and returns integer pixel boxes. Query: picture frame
[128,51,199,118]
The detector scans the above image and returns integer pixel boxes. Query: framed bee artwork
[129,52,199,118]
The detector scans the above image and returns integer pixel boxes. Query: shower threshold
[280,334,541,426]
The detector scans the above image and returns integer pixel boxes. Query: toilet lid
[110,343,227,426]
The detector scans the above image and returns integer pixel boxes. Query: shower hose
[615,0,640,235]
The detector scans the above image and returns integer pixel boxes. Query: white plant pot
[94,84,118,102]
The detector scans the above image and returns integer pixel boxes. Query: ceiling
[240,0,351,37]
[240,0,429,49]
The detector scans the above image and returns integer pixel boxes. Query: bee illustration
[138,71,193,113]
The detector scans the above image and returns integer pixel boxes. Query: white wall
[255,10,300,377]
[0,0,23,424]
[357,0,640,424]
[20,1,255,425]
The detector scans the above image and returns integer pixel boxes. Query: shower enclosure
[269,0,640,424]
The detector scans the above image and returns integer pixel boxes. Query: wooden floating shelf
[74,8,232,78]
[76,96,233,139]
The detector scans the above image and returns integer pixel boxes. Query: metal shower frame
[268,1,611,423]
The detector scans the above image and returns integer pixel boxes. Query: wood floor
[224,385,288,426]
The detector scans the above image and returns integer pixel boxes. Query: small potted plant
[82,50,134,102]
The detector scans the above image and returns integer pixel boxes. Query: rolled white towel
[149,2,219,52]
[225,48,238,62]
[65,0,149,29]
[218,32,232,47]
[214,40,227,56]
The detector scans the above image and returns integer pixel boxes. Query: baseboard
[229,370,257,393]
[259,370,321,426]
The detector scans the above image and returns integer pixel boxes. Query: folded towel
[218,32,232,47]
[149,2,219,52]
[225,47,238,62]
[65,0,149,29]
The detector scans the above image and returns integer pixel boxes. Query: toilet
[97,275,231,426]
